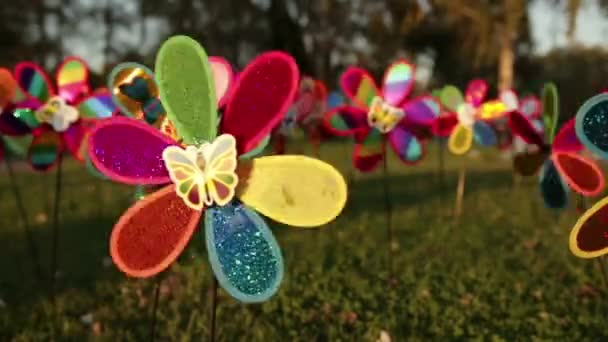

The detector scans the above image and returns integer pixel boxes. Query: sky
[529,0,608,54]
[64,0,608,72]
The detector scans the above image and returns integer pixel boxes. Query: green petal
[156,35,217,145]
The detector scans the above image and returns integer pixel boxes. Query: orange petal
[110,185,202,277]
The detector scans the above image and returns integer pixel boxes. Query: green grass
[0,137,607,341]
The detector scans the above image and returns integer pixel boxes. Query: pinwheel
[499,90,543,153]
[324,60,440,172]
[88,36,347,302]
[0,57,116,171]
[570,93,608,257]
[509,84,604,210]
[432,80,509,155]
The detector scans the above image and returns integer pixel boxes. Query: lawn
[0,137,606,341]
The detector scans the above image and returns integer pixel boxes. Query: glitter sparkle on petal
[205,201,284,303]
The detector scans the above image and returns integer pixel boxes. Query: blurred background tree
[0,0,607,116]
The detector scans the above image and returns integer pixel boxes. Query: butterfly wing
[110,185,202,277]
[163,146,208,210]
[205,134,238,206]
[56,57,91,104]
[381,60,415,107]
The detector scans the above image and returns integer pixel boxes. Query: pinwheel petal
[388,125,423,164]
[324,106,368,137]
[56,57,91,104]
[206,201,284,303]
[209,56,234,107]
[402,96,440,126]
[236,155,347,227]
[29,127,63,171]
[553,118,582,152]
[88,116,176,184]
[14,62,54,104]
[508,111,545,147]
[542,83,559,143]
[539,159,569,210]
[341,67,380,109]
[473,120,497,146]
[431,113,458,137]
[381,60,414,106]
[439,85,464,112]
[553,152,604,196]
[569,197,608,258]
[156,35,218,145]
[465,79,488,107]
[448,124,473,155]
[354,128,384,172]
[110,185,201,278]
[221,51,299,155]
[574,93,608,159]
[76,92,116,119]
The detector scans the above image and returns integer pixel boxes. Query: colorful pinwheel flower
[324,61,440,172]
[273,76,328,155]
[88,36,347,303]
[0,57,116,171]
[498,89,543,152]
[569,93,608,257]
[432,80,509,155]
[509,84,604,210]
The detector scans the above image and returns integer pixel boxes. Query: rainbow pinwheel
[569,93,608,257]
[324,60,440,172]
[509,84,604,210]
[0,57,116,171]
[88,36,347,303]
[432,80,509,155]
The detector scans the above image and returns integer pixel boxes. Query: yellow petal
[448,124,473,155]
[236,155,347,228]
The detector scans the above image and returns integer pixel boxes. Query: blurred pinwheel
[499,89,543,153]
[569,93,608,257]
[88,36,347,302]
[324,60,440,172]
[431,80,509,155]
[0,57,116,171]
[509,84,604,209]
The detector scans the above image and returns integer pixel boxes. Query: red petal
[553,152,604,196]
[110,185,202,278]
[221,52,299,155]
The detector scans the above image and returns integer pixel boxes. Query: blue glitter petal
[205,201,284,303]
[575,93,608,160]
[539,159,569,210]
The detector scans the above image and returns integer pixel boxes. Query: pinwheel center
[456,103,476,128]
[36,96,79,132]
[162,134,239,211]
[367,96,405,133]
